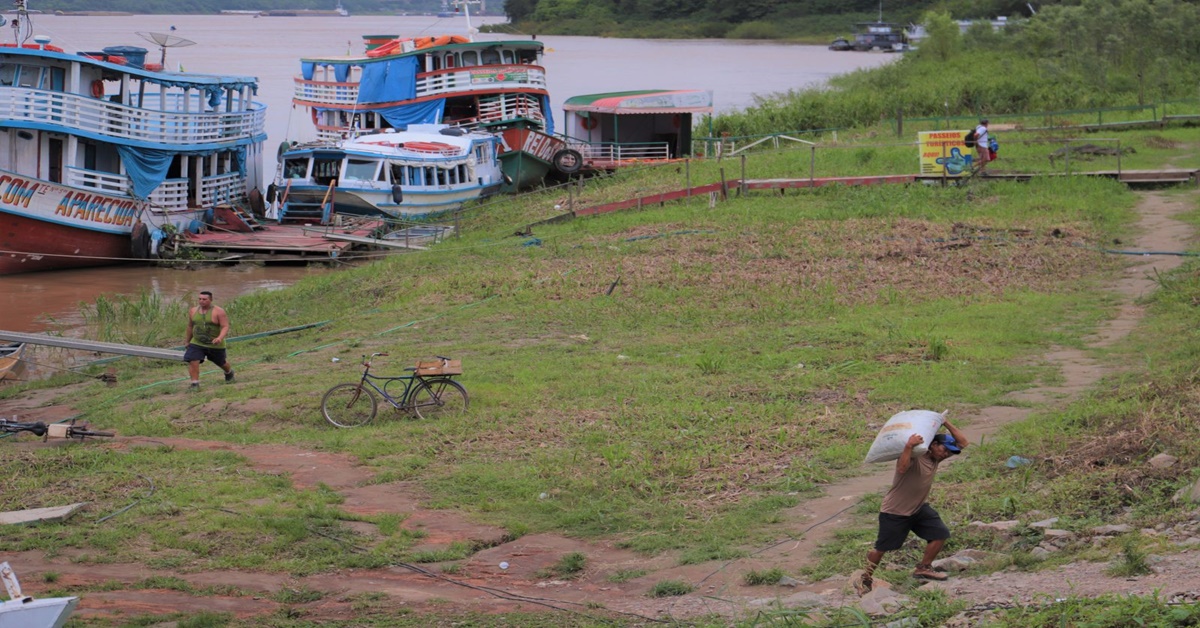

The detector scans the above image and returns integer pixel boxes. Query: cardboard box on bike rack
[415,359,463,376]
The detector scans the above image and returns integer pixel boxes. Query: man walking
[184,290,234,389]
[973,119,990,170]
[854,420,968,594]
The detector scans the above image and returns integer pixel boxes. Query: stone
[1091,524,1133,535]
[1043,529,1076,540]
[932,555,975,572]
[0,502,88,525]
[969,520,1021,532]
[778,575,801,588]
[860,588,909,617]
[1030,517,1059,529]
[1149,453,1178,469]
[1030,547,1052,559]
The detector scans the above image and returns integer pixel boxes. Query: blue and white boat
[0,6,266,274]
[274,124,504,221]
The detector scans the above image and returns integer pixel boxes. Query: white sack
[864,410,945,464]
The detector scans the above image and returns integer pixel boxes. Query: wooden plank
[0,503,88,526]
[321,232,428,250]
[0,331,184,360]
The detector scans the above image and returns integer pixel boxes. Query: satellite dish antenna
[136,31,196,66]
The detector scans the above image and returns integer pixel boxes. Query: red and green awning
[563,90,713,115]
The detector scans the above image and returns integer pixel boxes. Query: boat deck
[182,220,401,263]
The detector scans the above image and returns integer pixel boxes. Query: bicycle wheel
[409,378,469,420]
[321,383,378,428]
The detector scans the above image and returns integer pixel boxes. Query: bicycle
[320,353,469,427]
[0,418,114,440]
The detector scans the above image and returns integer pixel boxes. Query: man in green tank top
[184,291,235,389]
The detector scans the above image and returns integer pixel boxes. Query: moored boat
[0,6,266,275]
[0,343,25,381]
[289,0,574,192]
[1,562,78,628]
[275,124,505,221]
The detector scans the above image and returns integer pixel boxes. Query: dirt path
[2,190,1197,624]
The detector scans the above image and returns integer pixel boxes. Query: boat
[260,1,349,17]
[1,562,78,628]
[289,0,575,192]
[850,22,908,51]
[0,343,25,381]
[0,4,267,275]
[828,37,853,51]
[274,124,506,221]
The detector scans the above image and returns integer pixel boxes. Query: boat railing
[200,172,246,207]
[293,64,548,106]
[149,178,191,212]
[66,166,130,194]
[0,87,265,146]
[571,141,672,164]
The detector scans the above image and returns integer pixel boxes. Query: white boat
[274,124,505,221]
[0,562,77,628]
[0,6,266,275]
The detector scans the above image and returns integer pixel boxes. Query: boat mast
[452,0,481,42]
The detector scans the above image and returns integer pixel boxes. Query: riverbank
[4,121,1200,624]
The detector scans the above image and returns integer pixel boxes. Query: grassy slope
[5,126,1200,625]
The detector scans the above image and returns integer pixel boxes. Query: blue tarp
[301,62,316,81]
[334,64,351,82]
[540,94,554,134]
[374,99,446,128]
[357,57,418,104]
[116,145,175,199]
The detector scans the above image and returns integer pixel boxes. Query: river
[1,13,895,333]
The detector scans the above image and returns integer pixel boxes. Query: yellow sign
[918,130,973,176]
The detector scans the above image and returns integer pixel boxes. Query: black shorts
[874,503,950,551]
[184,344,228,366]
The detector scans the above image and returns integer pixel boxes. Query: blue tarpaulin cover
[116,145,175,199]
[357,57,418,104]
[374,99,445,128]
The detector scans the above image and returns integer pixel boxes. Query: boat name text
[54,191,139,227]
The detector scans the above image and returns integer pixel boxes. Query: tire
[409,378,469,420]
[321,383,378,428]
[552,149,583,174]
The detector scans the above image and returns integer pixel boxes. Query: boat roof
[287,125,494,158]
[563,90,713,115]
[0,46,258,91]
[301,39,543,64]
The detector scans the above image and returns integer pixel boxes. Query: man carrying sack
[854,420,968,595]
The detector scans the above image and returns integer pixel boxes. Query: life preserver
[130,222,151,259]
[366,39,401,58]
[0,43,64,52]
[580,116,598,131]
[90,80,104,99]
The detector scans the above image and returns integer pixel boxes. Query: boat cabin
[852,22,907,51]
[562,89,712,168]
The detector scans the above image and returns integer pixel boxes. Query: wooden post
[455,211,460,238]
[740,154,747,196]
[897,108,903,137]
[568,184,574,212]
[719,168,728,201]
[809,146,815,187]
[686,159,691,198]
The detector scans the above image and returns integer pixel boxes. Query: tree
[915,10,960,62]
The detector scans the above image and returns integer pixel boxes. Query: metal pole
[809,146,815,186]
[740,154,747,196]
[686,159,691,198]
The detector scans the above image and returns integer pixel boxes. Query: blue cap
[933,434,962,454]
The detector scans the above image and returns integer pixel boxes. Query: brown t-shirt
[880,453,940,516]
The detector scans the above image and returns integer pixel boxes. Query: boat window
[444,54,456,69]
[48,67,64,91]
[388,164,406,185]
[16,65,38,88]
[460,51,478,67]
[423,166,435,186]
[313,157,340,185]
[343,158,378,181]
[481,49,500,65]
[0,64,13,86]
[283,157,309,179]
[457,164,468,184]
[516,49,537,64]
[501,50,514,64]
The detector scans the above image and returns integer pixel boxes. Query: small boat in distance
[275,124,506,222]
[260,0,349,17]
[0,343,25,382]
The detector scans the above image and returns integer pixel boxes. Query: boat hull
[0,343,25,381]
[283,184,500,221]
[496,127,568,193]
[0,596,78,628]
[0,175,204,275]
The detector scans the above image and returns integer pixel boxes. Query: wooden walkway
[562,168,1198,221]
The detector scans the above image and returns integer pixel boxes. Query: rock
[1030,517,1059,529]
[1091,524,1133,535]
[1036,541,1061,552]
[969,520,1021,533]
[1176,537,1200,548]
[1043,529,1076,540]
[859,588,909,617]
[932,555,976,572]
[1030,547,1052,559]
[778,575,801,588]
[1149,453,1178,469]
[956,549,992,561]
